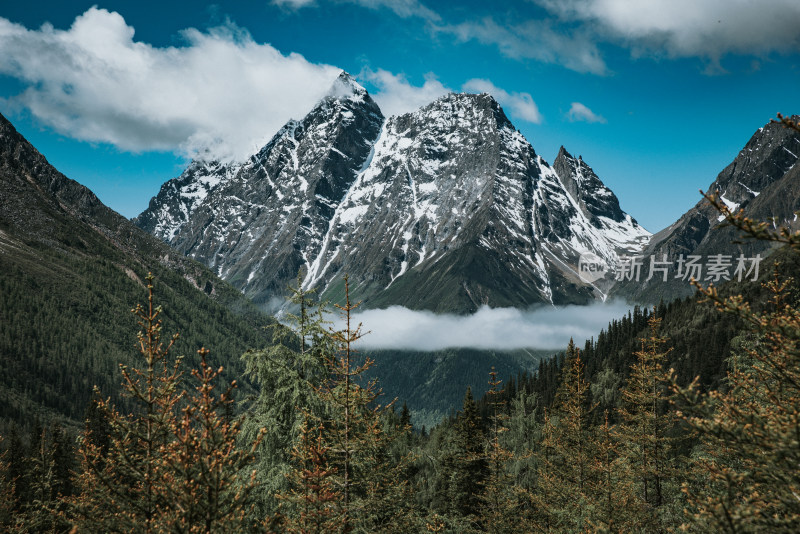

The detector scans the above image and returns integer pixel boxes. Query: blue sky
[1,1,799,231]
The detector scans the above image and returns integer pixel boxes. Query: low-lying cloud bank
[332,301,633,352]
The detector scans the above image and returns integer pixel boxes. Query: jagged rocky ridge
[136,72,650,312]
[615,117,800,303]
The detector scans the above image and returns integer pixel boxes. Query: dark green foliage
[615,316,687,530]
[277,276,416,533]
[364,348,549,429]
[535,341,596,531]
[240,275,332,517]
[430,387,487,528]
[503,390,539,494]
[0,246,273,431]
[0,110,275,432]
[0,421,76,532]
[67,275,261,533]
[485,247,800,429]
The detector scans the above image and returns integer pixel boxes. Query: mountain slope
[0,112,274,431]
[303,93,649,310]
[614,117,800,303]
[136,72,384,308]
[137,73,649,312]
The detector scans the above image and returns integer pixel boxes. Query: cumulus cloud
[566,102,606,123]
[537,0,800,65]
[360,68,450,117]
[462,78,542,124]
[332,302,631,351]
[439,17,608,75]
[0,8,341,161]
[273,0,440,21]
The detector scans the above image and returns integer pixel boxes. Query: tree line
[2,237,798,532]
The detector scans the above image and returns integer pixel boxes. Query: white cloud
[440,17,608,75]
[462,78,542,124]
[538,0,800,65]
[361,71,542,124]
[360,68,449,117]
[333,301,631,351]
[273,0,316,8]
[0,8,341,161]
[273,0,440,20]
[566,102,606,123]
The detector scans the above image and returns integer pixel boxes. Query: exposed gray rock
[137,72,650,312]
[614,117,800,304]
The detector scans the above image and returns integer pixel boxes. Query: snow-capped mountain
[136,71,650,312]
[136,72,383,303]
[136,159,242,242]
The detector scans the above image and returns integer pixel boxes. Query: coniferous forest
[1,186,800,533]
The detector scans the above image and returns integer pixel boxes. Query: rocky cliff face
[614,117,800,303]
[136,72,650,312]
[136,72,384,305]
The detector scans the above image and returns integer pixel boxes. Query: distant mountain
[614,117,800,303]
[0,112,274,430]
[136,72,649,312]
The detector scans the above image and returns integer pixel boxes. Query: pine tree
[326,276,412,532]
[281,414,341,534]
[49,422,74,502]
[616,315,683,530]
[70,273,183,532]
[82,397,111,472]
[585,410,638,533]
[681,265,800,531]
[534,339,595,532]
[504,389,539,496]
[159,348,263,532]
[16,423,73,532]
[448,387,487,527]
[282,275,412,533]
[399,403,411,434]
[590,366,621,424]
[480,369,522,533]
[67,273,260,532]
[241,272,332,517]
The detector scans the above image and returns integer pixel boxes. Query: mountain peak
[326,71,368,101]
[555,146,584,164]
[553,147,632,226]
[136,79,647,312]
[413,92,513,132]
[451,91,501,109]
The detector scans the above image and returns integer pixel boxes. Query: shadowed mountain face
[614,117,800,304]
[137,72,649,312]
[0,112,273,427]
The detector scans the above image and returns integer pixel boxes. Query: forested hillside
[2,201,799,531]
[0,111,275,435]
[488,243,800,419]
[365,348,552,429]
